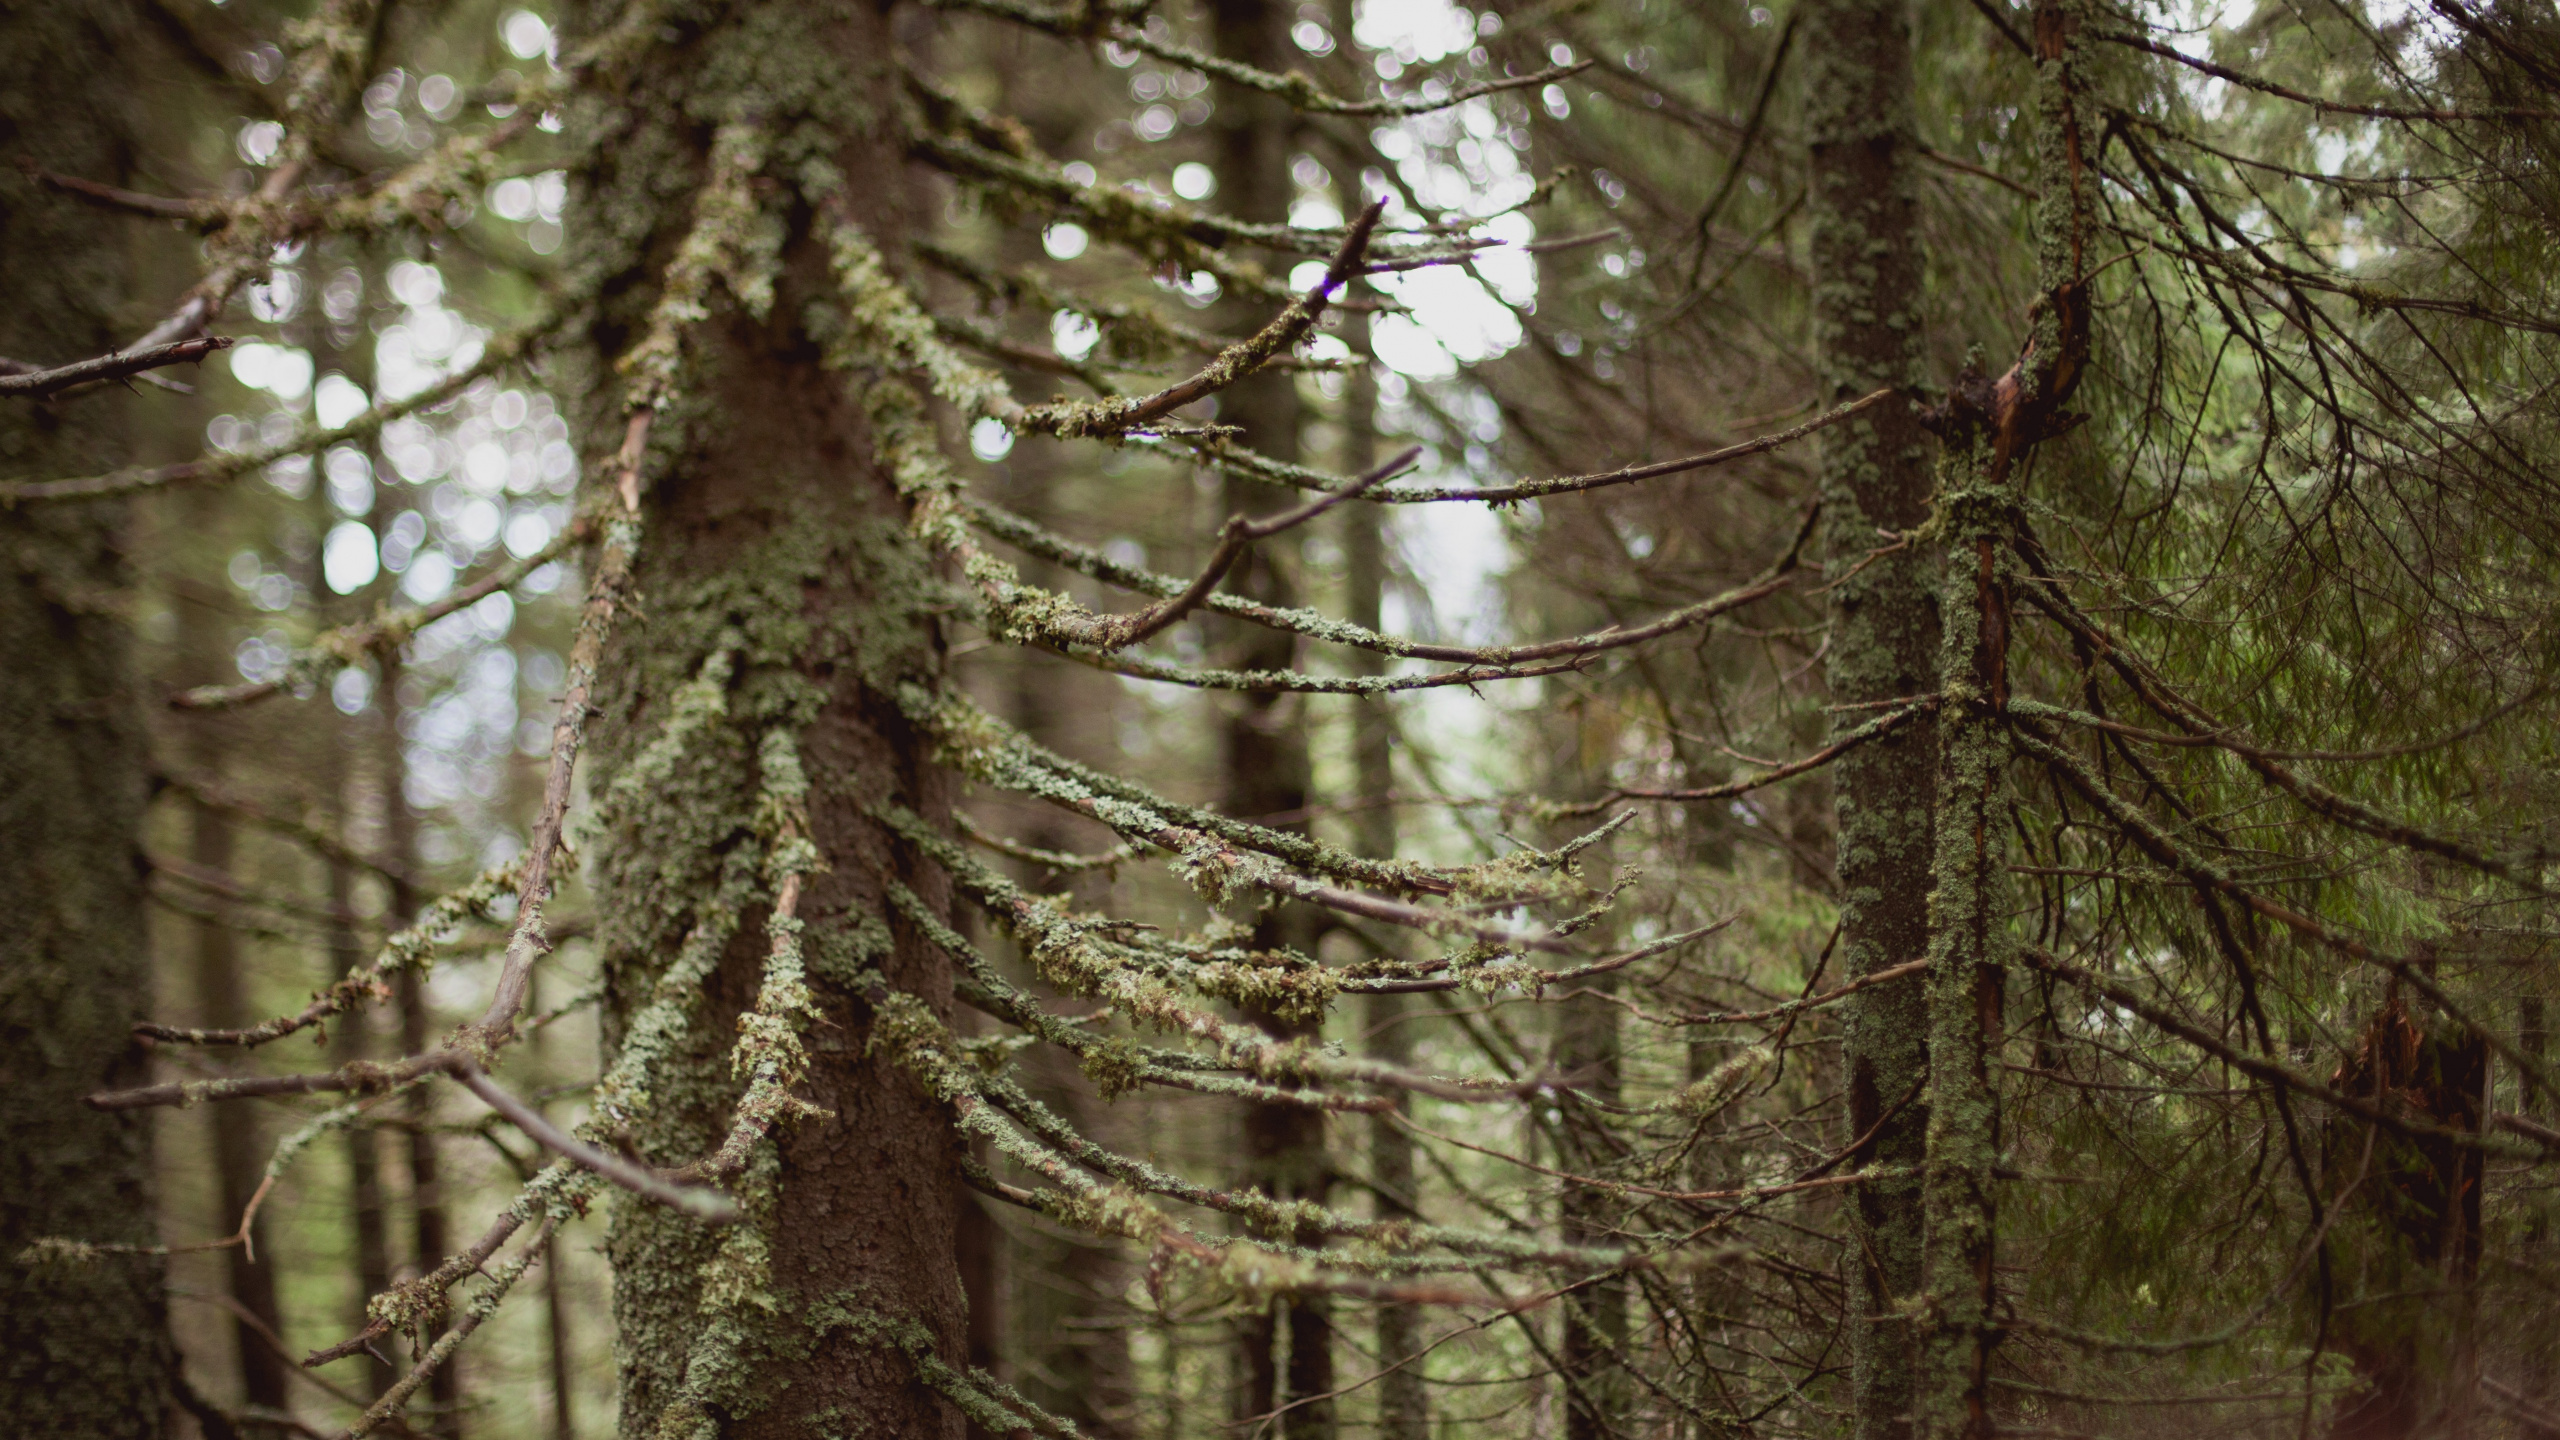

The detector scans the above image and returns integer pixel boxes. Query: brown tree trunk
[1209,1,1333,1434]
[1804,0,1940,1431]
[1342,293,1428,1440]
[999,460,1135,1438]
[374,654,461,1437]
[574,3,969,1434]
[188,786,292,1413]
[0,3,179,1432]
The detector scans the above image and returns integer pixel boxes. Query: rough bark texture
[1913,427,2006,1440]
[1804,0,1940,1433]
[575,2,967,1434]
[1210,0,1333,1432]
[0,3,179,1432]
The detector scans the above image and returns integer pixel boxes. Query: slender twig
[171,512,591,711]
[1015,199,1387,438]
[1096,446,1419,650]
[449,1061,739,1221]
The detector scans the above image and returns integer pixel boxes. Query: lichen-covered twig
[1015,199,1389,439]
[0,336,235,399]
[1,313,559,503]
[1092,445,1420,650]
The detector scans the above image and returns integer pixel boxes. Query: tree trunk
[324,785,397,1401]
[1343,295,1428,1440]
[1557,974,1629,1440]
[1000,454,1134,1439]
[1803,0,1939,1432]
[573,3,968,1434]
[1912,424,2006,1440]
[189,787,293,1413]
[0,3,178,1433]
[1210,1,1333,1433]
[375,654,461,1437]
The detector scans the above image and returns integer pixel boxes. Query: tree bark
[1803,0,1940,1432]
[574,3,969,1434]
[1912,422,2006,1440]
[0,3,179,1431]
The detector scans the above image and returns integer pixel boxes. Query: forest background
[4,0,2557,1437]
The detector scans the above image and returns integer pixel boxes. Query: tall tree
[0,1,179,1432]
[1803,0,1939,1430]
[1209,1,1333,1433]
[572,3,968,1432]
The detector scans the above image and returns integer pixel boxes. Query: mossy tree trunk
[573,1,969,1434]
[1912,423,2007,1440]
[1803,0,1940,1432]
[0,2,178,1432]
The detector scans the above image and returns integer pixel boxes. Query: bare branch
[0,337,234,399]
[449,1061,739,1222]
[1094,445,1420,650]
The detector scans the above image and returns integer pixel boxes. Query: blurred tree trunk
[0,2,178,1432]
[1000,453,1134,1438]
[575,3,969,1434]
[1210,0,1333,1434]
[306,308,399,1401]
[1804,0,1939,1432]
[181,727,291,1414]
[376,653,461,1437]
[1342,294,1428,1440]
[1556,969,1629,1440]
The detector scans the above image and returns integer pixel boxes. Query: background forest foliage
[2,0,2556,1437]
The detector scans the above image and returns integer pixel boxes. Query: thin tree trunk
[307,302,399,1402]
[1211,1,1332,1433]
[999,452,1133,1438]
[526,966,577,1440]
[1557,973,1629,1440]
[190,785,294,1413]
[325,837,398,1401]
[1803,0,1939,1431]
[375,653,461,1438]
[574,4,969,1433]
[1343,295,1428,1440]
[0,7,179,1430]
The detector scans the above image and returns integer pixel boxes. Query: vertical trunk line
[1804,0,1939,1432]
[1914,432,2008,1440]
[1210,1,1332,1432]
[1342,283,1428,1440]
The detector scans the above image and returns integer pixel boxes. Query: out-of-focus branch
[0,337,234,399]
